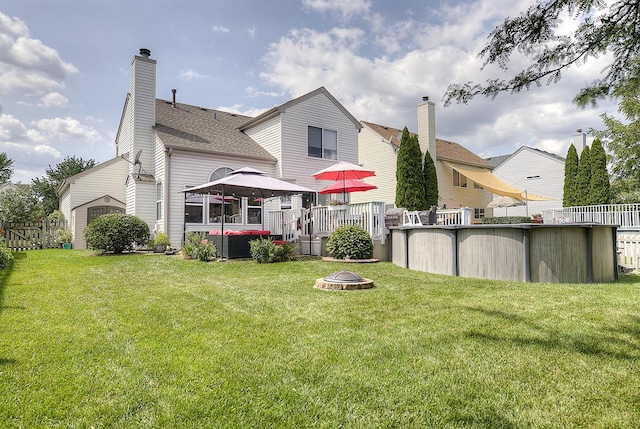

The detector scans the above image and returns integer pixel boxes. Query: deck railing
[401,208,473,226]
[268,202,388,244]
[543,204,640,228]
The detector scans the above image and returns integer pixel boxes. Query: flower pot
[154,244,167,253]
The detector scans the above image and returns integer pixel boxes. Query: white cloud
[212,25,230,33]
[0,12,77,99]
[247,27,256,38]
[245,87,283,98]
[32,117,100,142]
[38,92,69,108]
[260,0,616,159]
[178,69,210,81]
[303,0,371,20]
[217,103,270,118]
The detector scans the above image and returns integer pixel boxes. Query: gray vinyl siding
[244,116,282,175]
[279,92,359,191]
[66,159,128,249]
[154,135,166,232]
[116,100,132,157]
[69,162,128,210]
[166,151,276,246]
[492,147,564,216]
[59,191,71,226]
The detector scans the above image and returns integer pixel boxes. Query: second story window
[453,170,467,188]
[308,126,337,160]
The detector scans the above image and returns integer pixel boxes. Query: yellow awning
[444,161,550,201]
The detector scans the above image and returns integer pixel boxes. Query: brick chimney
[417,96,436,158]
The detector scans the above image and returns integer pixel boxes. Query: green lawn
[1,250,639,428]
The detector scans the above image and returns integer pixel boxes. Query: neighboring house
[486,146,565,217]
[0,182,18,195]
[354,98,503,223]
[58,48,361,249]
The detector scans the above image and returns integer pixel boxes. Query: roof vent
[139,48,151,58]
[171,89,176,107]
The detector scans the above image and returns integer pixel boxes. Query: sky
[0,0,617,184]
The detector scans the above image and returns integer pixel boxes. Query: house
[486,146,565,216]
[58,48,361,249]
[353,98,499,222]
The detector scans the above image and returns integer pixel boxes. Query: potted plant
[153,232,170,253]
[59,228,73,249]
[531,214,543,224]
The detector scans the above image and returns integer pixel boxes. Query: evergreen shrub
[83,213,150,254]
[326,224,373,260]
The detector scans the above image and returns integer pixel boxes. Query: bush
[482,216,532,224]
[181,231,216,262]
[59,229,72,244]
[83,213,150,254]
[0,240,13,268]
[154,232,170,246]
[326,224,373,260]
[249,238,297,263]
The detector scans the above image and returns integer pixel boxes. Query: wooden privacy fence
[1,220,66,251]
[618,231,640,269]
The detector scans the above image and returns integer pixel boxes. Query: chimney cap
[139,48,151,58]
[422,96,429,102]
[576,128,583,133]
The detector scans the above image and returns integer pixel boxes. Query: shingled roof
[362,121,491,168]
[154,99,277,162]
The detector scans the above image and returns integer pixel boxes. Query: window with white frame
[473,181,483,190]
[474,208,485,219]
[308,126,338,160]
[453,170,467,188]
[247,196,262,225]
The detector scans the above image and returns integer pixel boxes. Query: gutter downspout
[165,147,172,242]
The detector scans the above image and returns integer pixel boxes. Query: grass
[0,250,639,428]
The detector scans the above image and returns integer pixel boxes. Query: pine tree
[395,127,426,211]
[423,150,438,208]
[589,138,611,205]
[563,144,579,207]
[574,146,591,206]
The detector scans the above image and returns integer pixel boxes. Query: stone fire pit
[314,271,374,291]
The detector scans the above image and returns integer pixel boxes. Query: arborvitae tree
[574,145,591,206]
[423,150,438,208]
[395,127,426,211]
[563,144,579,207]
[589,138,611,205]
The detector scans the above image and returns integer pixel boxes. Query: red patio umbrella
[312,161,376,203]
[319,179,377,195]
[312,161,375,181]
